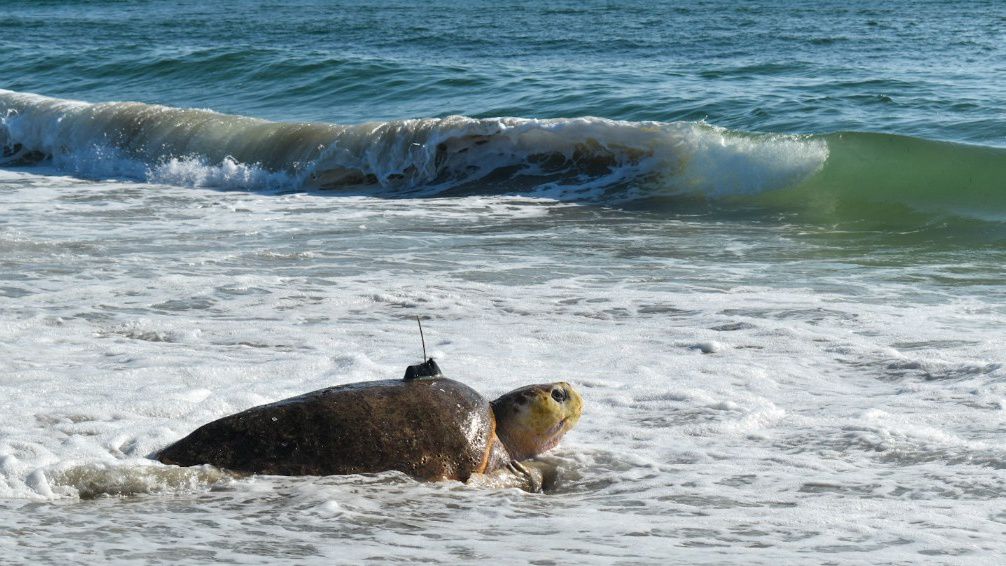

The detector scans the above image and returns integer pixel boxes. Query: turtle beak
[538,382,582,445]
[552,382,583,430]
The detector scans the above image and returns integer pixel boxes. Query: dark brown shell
[157,378,509,481]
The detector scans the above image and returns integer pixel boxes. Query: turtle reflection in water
[156,359,583,492]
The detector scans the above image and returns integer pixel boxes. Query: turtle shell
[157,378,506,481]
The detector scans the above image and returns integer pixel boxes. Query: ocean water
[2,1,1005,563]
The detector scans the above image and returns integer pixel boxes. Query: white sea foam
[1,166,1004,562]
[147,155,296,190]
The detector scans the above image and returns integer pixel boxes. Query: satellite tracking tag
[403,316,444,380]
[404,358,443,381]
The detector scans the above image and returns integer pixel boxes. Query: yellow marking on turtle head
[491,382,583,461]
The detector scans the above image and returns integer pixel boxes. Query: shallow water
[3,1,1006,564]
[3,168,1004,563]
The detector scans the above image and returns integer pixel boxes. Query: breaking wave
[0,89,826,199]
[3,90,1006,225]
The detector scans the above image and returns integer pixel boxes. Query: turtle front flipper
[465,460,558,492]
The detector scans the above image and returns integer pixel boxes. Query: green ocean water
[2,0,1005,234]
[3,0,1003,139]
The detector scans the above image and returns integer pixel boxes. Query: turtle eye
[551,388,567,403]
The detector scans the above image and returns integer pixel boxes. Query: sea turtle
[156,359,583,491]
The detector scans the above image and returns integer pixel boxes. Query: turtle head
[491,382,583,461]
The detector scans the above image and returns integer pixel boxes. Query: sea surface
[2,1,1005,564]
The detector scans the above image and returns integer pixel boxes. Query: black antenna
[404,316,442,381]
[417,315,427,361]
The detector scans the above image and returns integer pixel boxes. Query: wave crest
[1,90,828,199]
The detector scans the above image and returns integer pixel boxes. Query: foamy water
[2,167,1004,563]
